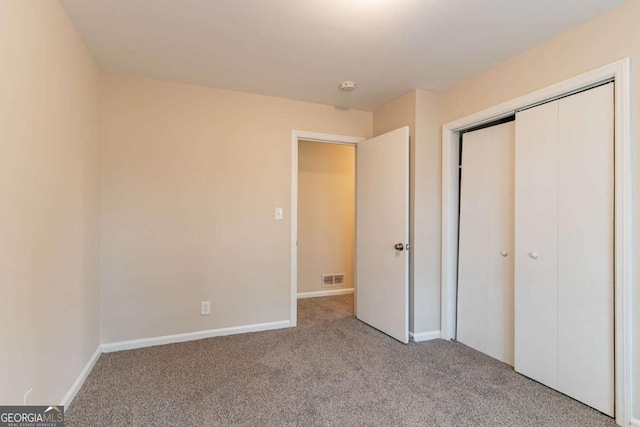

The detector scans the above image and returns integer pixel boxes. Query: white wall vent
[322,275,335,286]
[322,273,346,287]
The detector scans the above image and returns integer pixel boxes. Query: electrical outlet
[200,301,211,316]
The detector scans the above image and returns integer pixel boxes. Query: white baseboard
[297,288,354,299]
[629,417,640,427]
[101,320,292,353]
[60,345,101,407]
[409,330,441,342]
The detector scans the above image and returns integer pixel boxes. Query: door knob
[500,251,508,257]
[529,252,539,260]
[394,243,405,251]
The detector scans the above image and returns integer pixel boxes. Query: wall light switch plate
[201,301,211,316]
[275,207,284,220]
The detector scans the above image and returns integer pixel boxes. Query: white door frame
[441,58,633,426]
[290,131,365,326]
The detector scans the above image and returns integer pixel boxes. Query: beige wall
[439,0,640,417]
[100,74,372,343]
[4,0,633,412]
[373,89,441,335]
[413,90,442,334]
[297,141,355,293]
[373,91,417,138]
[0,1,101,405]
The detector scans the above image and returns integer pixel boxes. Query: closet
[457,83,614,416]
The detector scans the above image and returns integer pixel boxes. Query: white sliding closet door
[557,85,614,415]
[514,101,560,388]
[514,84,614,416]
[457,122,515,366]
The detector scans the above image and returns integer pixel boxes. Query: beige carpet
[66,295,615,426]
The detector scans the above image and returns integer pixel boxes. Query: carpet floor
[67,295,616,426]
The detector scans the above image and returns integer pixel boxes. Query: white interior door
[514,100,560,390]
[485,122,515,365]
[356,126,409,344]
[457,122,515,365]
[515,84,614,416]
[557,84,614,416]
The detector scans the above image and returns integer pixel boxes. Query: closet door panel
[485,122,515,366]
[458,122,515,365]
[514,101,559,389]
[457,128,492,353]
[557,84,614,416]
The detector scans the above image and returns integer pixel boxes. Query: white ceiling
[60,0,627,111]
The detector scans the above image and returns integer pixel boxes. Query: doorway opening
[296,139,356,323]
[290,131,363,327]
[291,128,411,343]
